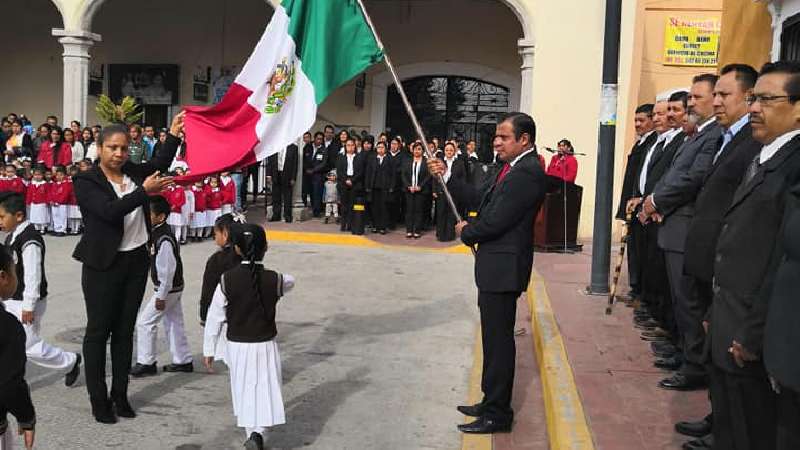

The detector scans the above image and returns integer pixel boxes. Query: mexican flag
[183,0,383,176]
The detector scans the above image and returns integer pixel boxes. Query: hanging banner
[663,17,721,67]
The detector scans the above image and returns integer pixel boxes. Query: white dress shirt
[11,221,43,311]
[759,129,800,164]
[715,114,750,163]
[509,147,536,167]
[346,154,355,176]
[443,157,455,183]
[112,175,149,251]
[638,131,670,194]
[412,159,421,187]
[278,148,286,172]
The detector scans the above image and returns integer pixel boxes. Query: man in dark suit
[617,104,656,302]
[323,124,340,173]
[308,132,328,217]
[707,61,800,450]
[267,143,298,223]
[301,131,313,207]
[675,64,761,445]
[641,74,722,391]
[429,112,547,434]
[365,141,395,234]
[634,94,687,355]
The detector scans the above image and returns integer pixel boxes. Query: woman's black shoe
[92,400,117,424]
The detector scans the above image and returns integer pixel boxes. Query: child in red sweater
[48,166,72,236]
[25,167,49,234]
[164,184,187,244]
[0,165,26,195]
[190,181,207,241]
[220,172,237,215]
[205,176,224,230]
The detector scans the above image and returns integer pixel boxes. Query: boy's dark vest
[222,265,282,342]
[5,224,48,301]
[149,223,184,293]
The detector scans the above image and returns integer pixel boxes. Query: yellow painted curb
[528,270,594,450]
[265,229,472,254]
[462,326,493,450]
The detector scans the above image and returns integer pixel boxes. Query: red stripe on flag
[182,83,261,180]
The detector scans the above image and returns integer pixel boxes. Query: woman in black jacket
[401,142,431,239]
[72,112,183,424]
[434,142,466,241]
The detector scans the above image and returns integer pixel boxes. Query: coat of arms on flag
[265,58,296,115]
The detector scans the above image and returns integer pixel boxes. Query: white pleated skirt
[68,204,82,219]
[167,212,185,226]
[227,340,285,428]
[205,209,221,228]
[191,210,206,228]
[29,204,50,225]
[221,204,234,215]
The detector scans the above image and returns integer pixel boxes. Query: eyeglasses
[746,94,791,106]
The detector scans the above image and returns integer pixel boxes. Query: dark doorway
[144,105,168,130]
[782,13,800,61]
[386,76,510,161]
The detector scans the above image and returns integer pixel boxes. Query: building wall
[771,0,800,59]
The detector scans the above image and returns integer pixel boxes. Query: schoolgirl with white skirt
[25,169,50,233]
[203,223,294,450]
[204,176,224,238]
[180,185,194,245]
[67,168,82,234]
[190,181,207,241]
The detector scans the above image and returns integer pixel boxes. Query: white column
[52,29,101,126]
[518,39,535,116]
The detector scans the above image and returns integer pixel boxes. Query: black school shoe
[163,362,194,373]
[244,432,264,450]
[130,362,158,378]
[112,397,136,418]
[65,353,82,387]
[457,416,512,434]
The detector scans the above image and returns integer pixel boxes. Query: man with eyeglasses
[675,64,762,450]
[705,61,800,450]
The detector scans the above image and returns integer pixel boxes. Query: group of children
[161,169,238,245]
[0,160,91,236]
[0,184,294,450]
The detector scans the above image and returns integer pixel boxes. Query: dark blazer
[616,131,657,219]
[401,157,432,193]
[310,145,329,176]
[302,143,314,172]
[709,134,800,375]
[684,123,761,283]
[336,153,365,193]
[365,154,395,192]
[72,134,180,271]
[325,141,341,172]
[653,122,721,252]
[764,180,800,391]
[455,151,547,293]
[435,158,467,194]
[642,132,686,196]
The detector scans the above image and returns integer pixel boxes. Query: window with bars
[386,76,510,160]
[781,13,800,61]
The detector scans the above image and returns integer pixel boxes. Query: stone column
[292,139,312,221]
[52,29,101,126]
[518,39,535,116]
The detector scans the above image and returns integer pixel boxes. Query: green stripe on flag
[283,0,383,104]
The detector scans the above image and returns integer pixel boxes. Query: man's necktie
[744,155,761,184]
[496,163,511,184]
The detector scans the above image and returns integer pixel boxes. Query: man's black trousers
[478,291,519,423]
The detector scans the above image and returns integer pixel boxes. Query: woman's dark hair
[558,139,573,151]
[71,120,81,129]
[54,165,66,175]
[0,243,14,274]
[230,223,268,311]
[97,124,130,146]
[82,127,94,144]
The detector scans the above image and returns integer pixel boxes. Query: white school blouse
[111,174,149,251]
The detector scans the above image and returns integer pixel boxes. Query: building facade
[0,0,730,238]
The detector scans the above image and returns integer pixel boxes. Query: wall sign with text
[663,17,720,67]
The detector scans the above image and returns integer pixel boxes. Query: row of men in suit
[617,61,800,450]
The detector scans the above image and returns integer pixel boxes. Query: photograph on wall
[193,83,209,103]
[109,64,180,105]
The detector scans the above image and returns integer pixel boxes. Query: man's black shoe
[113,397,136,418]
[65,353,81,387]
[129,362,157,378]
[163,362,194,373]
[675,415,712,437]
[92,401,117,424]
[654,356,682,371]
[682,434,713,450]
[457,416,512,434]
[658,373,707,391]
[456,403,484,417]
[244,432,264,450]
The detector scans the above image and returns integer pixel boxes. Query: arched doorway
[385,76,510,160]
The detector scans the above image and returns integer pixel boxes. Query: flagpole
[355,0,467,235]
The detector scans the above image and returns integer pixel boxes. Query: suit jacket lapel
[705,124,750,181]
[728,135,800,212]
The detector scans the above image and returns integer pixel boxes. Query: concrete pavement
[10,231,479,450]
